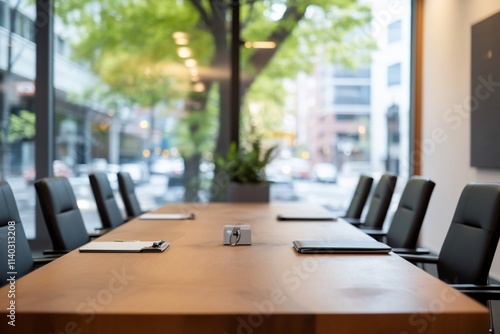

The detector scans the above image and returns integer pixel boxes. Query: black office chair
[117,171,144,218]
[0,180,54,286]
[89,172,126,229]
[342,175,374,219]
[399,183,500,331]
[34,177,96,253]
[344,173,397,230]
[362,176,435,254]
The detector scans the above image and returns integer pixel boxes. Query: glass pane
[334,85,371,105]
[388,20,402,43]
[0,0,36,238]
[55,0,227,230]
[387,63,401,86]
[239,0,412,210]
[51,0,413,226]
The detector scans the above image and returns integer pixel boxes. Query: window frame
[27,0,423,248]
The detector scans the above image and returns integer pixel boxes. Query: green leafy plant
[216,139,277,184]
[8,110,35,142]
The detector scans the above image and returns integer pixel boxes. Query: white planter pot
[226,182,270,202]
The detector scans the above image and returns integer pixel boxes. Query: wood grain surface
[0,203,488,333]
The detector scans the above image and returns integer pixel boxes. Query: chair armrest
[89,228,110,238]
[32,255,61,268]
[322,204,344,214]
[392,247,430,255]
[359,228,387,236]
[451,284,500,301]
[43,249,71,255]
[125,216,136,222]
[398,253,438,264]
[342,217,362,227]
[451,284,500,291]
[94,227,112,232]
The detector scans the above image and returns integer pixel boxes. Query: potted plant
[215,138,277,202]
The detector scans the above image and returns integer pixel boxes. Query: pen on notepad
[152,240,165,247]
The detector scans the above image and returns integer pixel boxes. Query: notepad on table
[79,240,170,253]
[139,213,195,220]
[292,240,391,254]
[277,214,336,221]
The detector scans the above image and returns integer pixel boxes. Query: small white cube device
[223,224,251,245]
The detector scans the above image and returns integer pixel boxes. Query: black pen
[152,240,165,247]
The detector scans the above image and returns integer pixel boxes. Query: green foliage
[57,0,204,64]
[57,0,207,108]
[240,75,286,140]
[240,1,374,78]
[215,138,277,184]
[171,83,219,158]
[57,0,374,107]
[9,110,35,142]
[56,0,375,162]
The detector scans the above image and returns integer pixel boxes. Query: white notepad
[79,240,169,253]
[139,213,195,220]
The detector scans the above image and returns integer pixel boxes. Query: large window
[334,85,371,105]
[388,63,402,86]
[14,13,34,42]
[333,66,371,79]
[388,20,402,43]
[1,0,413,241]
[0,2,5,28]
[0,0,36,237]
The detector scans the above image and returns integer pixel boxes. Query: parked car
[151,158,170,174]
[265,159,293,184]
[338,161,372,187]
[165,158,185,188]
[290,158,311,180]
[120,161,149,184]
[311,163,338,183]
[23,160,74,184]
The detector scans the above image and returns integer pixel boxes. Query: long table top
[0,203,488,333]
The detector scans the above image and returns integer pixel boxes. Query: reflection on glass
[240,0,412,209]
[0,0,414,234]
[0,0,36,238]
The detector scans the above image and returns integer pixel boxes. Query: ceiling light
[193,82,205,92]
[185,59,197,67]
[172,32,189,40]
[177,47,192,58]
[244,41,276,49]
[189,68,199,77]
[175,38,189,45]
[173,32,190,45]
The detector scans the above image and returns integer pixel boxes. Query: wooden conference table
[0,203,488,333]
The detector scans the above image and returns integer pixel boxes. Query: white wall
[421,0,500,279]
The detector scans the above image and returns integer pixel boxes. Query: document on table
[277,214,336,221]
[139,213,195,220]
[79,240,170,253]
[292,240,391,254]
